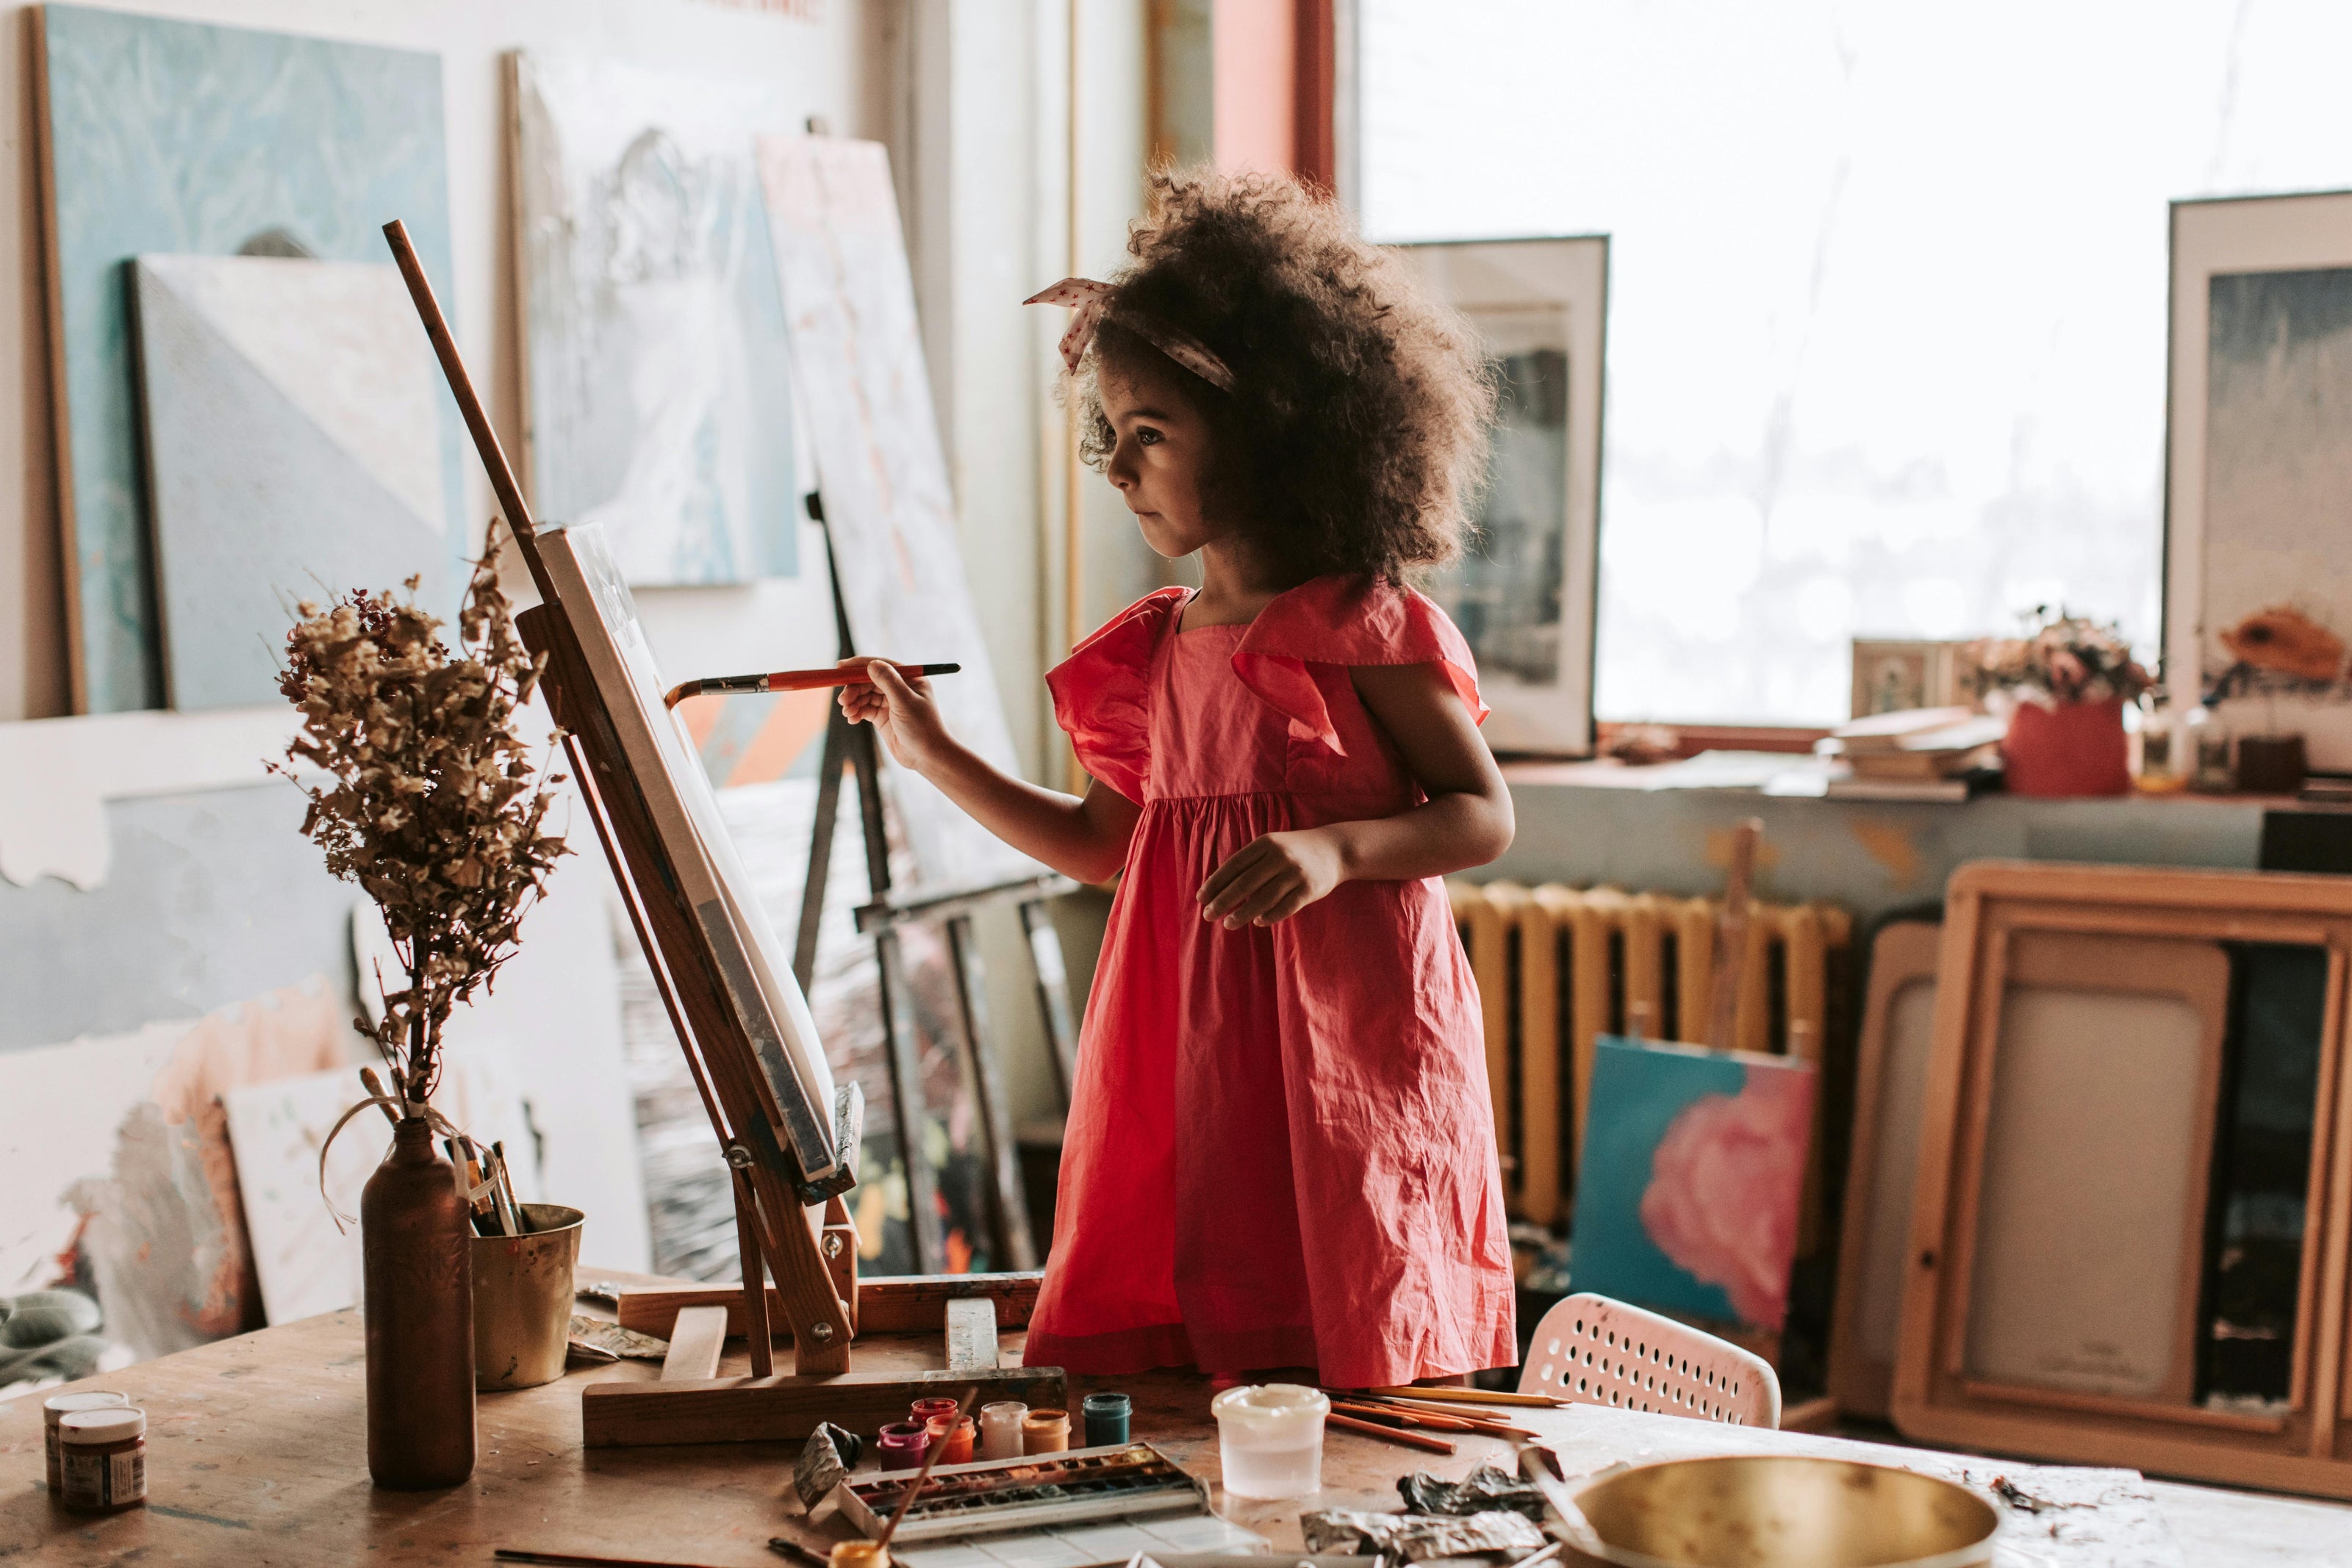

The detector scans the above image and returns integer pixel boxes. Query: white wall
[0,0,892,722]
[0,0,1158,1203]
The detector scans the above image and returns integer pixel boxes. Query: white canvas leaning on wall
[132,254,462,711]
[754,135,1037,890]
[1388,237,1607,757]
[509,53,801,588]
[2168,190,2352,771]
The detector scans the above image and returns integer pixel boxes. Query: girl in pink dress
[839,169,1516,1387]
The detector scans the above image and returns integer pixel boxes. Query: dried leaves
[271,536,569,1103]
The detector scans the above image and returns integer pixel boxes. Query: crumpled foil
[793,1423,866,1511]
[1300,1508,1548,1561]
[1398,1464,1549,1521]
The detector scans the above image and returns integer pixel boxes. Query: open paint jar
[1209,1383,1328,1500]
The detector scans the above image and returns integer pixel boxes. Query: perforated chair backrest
[1519,1292,1781,1428]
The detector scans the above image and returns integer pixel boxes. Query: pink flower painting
[1637,1068,1813,1329]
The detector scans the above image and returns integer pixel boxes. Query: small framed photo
[1851,639,1965,719]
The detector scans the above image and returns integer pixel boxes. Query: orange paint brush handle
[663,662,960,708]
[1324,1411,1458,1454]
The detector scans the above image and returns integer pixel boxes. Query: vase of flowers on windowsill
[1963,608,2152,798]
[270,539,570,1489]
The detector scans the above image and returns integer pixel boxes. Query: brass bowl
[1565,1454,2000,1568]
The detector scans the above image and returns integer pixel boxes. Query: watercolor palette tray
[838,1445,1211,1543]
[892,1515,1273,1568]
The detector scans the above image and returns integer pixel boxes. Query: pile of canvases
[1835,860,2352,1497]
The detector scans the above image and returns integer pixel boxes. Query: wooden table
[4,1295,2349,1567]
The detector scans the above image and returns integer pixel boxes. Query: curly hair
[1075,168,1494,584]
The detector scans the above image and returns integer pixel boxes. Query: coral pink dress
[1022,575,1516,1387]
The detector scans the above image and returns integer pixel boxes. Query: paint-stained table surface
[3,1273,2350,1567]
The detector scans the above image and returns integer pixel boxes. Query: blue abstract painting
[1569,1036,1815,1331]
[37,5,459,712]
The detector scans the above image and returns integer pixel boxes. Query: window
[1358,1,2352,724]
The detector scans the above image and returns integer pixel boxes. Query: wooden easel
[384,220,1065,1447]
[790,506,1080,1276]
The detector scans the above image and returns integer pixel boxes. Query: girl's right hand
[838,659,953,774]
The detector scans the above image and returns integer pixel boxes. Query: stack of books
[1818,707,2006,801]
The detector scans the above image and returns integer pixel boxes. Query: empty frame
[1894,860,2352,1497]
[1829,919,1941,1419]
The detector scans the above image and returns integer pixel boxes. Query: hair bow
[1024,277,1236,393]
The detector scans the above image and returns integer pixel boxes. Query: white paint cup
[1210,1383,1328,1500]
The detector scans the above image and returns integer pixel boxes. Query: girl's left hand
[1198,829,1346,928]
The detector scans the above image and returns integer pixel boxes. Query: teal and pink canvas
[1568,1035,1815,1331]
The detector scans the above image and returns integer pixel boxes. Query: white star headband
[1024,278,1236,394]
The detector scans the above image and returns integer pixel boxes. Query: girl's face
[1099,360,1230,560]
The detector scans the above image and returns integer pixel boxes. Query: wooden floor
[2,1284,2348,1566]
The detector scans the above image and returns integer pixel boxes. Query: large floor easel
[384,221,1064,1446]
[791,504,1080,1277]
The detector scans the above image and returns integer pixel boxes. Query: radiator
[1448,880,1852,1234]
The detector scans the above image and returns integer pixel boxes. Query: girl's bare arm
[839,661,1141,884]
[1197,662,1512,927]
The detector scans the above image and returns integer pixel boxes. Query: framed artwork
[2166,192,2352,769]
[32,5,459,713]
[508,54,801,586]
[1894,860,2352,1497]
[1850,639,1964,719]
[1388,238,1608,757]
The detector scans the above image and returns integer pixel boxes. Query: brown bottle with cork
[362,1115,476,1487]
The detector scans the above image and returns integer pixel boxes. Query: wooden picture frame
[1850,640,1965,719]
[2165,190,2352,770]
[1893,860,2352,1497]
[1829,919,1942,1420]
[1387,237,1607,758]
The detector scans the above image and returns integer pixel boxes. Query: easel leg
[847,718,948,1274]
[1018,897,1081,1107]
[793,713,850,996]
[733,1168,775,1379]
[945,913,1038,1270]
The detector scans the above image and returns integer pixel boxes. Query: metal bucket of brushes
[1557,1455,1999,1568]
[473,1204,584,1391]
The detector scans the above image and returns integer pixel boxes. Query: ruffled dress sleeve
[1044,587,1188,803]
[1230,575,1488,756]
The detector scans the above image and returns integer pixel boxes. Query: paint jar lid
[1210,1383,1327,1431]
[59,1408,144,1445]
[1082,1392,1131,1417]
[43,1392,128,1423]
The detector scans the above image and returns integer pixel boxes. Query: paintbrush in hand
[664,662,961,708]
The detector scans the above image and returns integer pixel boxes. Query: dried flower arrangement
[271,537,569,1111]
[1962,606,2153,708]
[2209,604,2349,702]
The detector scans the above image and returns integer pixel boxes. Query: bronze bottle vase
[362,1115,476,1488]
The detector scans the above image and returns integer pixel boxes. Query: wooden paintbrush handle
[1706,817,1763,1048]
[1324,1411,1458,1454]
